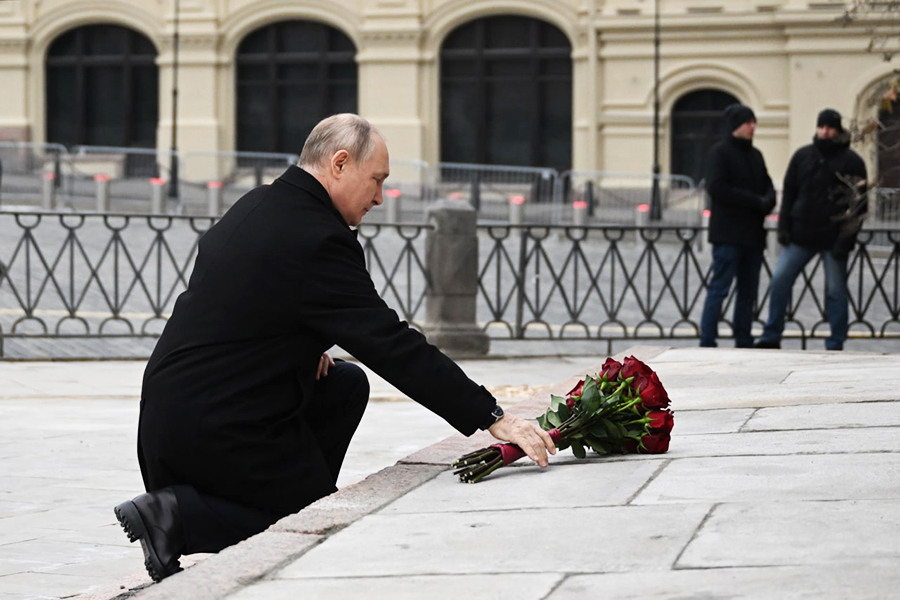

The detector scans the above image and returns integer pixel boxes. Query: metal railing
[3,206,900,357]
[0,210,430,357]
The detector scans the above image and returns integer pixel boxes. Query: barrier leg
[208,180,223,216]
[95,174,110,212]
[42,172,57,210]
[150,178,167,214]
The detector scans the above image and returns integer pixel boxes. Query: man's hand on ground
[488,413,557,467]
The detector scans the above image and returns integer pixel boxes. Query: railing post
[634,202,650,242]
[254,164,264,188]
[385,188,401,223]
[423,199,489,357]
[150,177,167,214]
[469,171,481,212]
[95,174,110,212]
[573,200,588,226]
[207,180,223,216]
[508,195,525,225]
[42,172,57,210]
[584,180,595,216]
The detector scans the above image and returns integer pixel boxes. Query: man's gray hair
[298,114,382,169]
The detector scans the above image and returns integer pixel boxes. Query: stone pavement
[3,346,900,600]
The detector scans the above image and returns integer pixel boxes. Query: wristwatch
[479,404,504,430]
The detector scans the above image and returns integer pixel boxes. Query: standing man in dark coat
[755,109,868,351]
[699,103,776,348]
[114,114,556,583]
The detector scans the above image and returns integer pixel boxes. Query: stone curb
[96,347,659,599]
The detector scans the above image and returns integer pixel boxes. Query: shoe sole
[114,500,178,583]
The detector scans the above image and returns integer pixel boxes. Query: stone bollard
[572,200,588,227]
[150,177,166,214]
[42,172,57,210]
[423,199,489,357]
[765,214,779,257]
[95,174,110,212]
[508,195,525,225]
[698,209,711,252]
[634,202,650,242]
[385,188,401,223]
[207,180,223,216]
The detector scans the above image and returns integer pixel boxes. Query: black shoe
[115,488,185,582]
[753,339,781,349]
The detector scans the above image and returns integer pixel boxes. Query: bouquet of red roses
[452,356,673,483]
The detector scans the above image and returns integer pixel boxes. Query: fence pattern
[2,209,900,357]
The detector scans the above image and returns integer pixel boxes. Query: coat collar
[276,165,352,231]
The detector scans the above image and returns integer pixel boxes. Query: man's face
[817,125,839,140]
[330,136,390,227]
[733,120,756,140]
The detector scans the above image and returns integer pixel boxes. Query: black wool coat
[778,134,868,251]
[705,135,775,247]
[138,166,496,516]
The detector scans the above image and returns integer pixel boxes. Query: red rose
[621,356,653,381]
[566,379,584,399]
[600,358,623,381]
[646,409,674,433]
[640,432,670,454]
[637,372,670,408]
[566,398,576,410]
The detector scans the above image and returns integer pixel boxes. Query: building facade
[0,0,896,184]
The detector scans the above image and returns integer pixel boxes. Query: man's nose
[374,186,384,205]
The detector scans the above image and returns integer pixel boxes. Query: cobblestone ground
[1,202,898,359]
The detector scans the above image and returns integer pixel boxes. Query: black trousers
[170,360,369,554]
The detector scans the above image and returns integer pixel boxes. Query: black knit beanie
[816,108,843,132]
[724,103,756,132]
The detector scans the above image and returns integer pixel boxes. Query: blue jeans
[700,244,764,348]
[758,244,849,350]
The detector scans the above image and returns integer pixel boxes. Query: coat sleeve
[778,152,800,236]
[706,146,768,212]
[295,229,496,436]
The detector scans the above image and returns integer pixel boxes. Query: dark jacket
[705,135,775,247]
[778,133,868,252]
[138,166,495,516]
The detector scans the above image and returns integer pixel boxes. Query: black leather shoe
[753,339,781,349]
[115,488,185,582]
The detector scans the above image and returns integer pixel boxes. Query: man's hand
[760,192,777,214]
[488,413,557,468]
[315,352,335,380]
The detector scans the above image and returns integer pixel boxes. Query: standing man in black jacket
[113,114,557,583]
[755,109,868,350]
[699,103,776,348]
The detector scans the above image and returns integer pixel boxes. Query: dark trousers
[700,243,764,348]
[171,360,369,554]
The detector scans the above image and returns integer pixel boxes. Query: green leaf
[550,394,566,411]
[580,378,601,414]
[557,403,571,422]
[536,414,548,429]
[603,420,621,440]
[589,423,609,438]
[571,440,587,459]
[585,439,609,455]
[547,411,562,427]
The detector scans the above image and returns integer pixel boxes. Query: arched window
[877,95,900,188]
[440,16,572,171]
[46,25,158,148]
[236,21,357,154]
[670,89,740,184]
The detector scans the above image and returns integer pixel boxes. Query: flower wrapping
[452,356,673,483]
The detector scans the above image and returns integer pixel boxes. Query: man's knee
[333,361,369,404]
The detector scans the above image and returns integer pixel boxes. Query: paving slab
[745,400,900,430]
[635,453,900,504]
[276,504,711,578]
[678,500,900,567]
[551,563,900,600]
[227,574,563,600]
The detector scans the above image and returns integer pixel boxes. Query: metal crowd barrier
[0,141,67,207]
[559,170,702,227]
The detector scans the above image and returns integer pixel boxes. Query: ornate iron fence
[2,209,900,358]
[0,211,431,358]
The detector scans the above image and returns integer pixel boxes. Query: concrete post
[572,200,588,226]
[207,180,223,216]
[508,195,525,225]
[698,209,710,253]
[634,202,650,242]
[765,214,779,257]
[150,178,166,214]
[385,188,401,223]
[95,174,110,212]
[42,172,57,210]
[423,199,489,357]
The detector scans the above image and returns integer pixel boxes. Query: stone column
[423,199,489,357]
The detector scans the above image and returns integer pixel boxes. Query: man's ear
[330,150,350,177]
